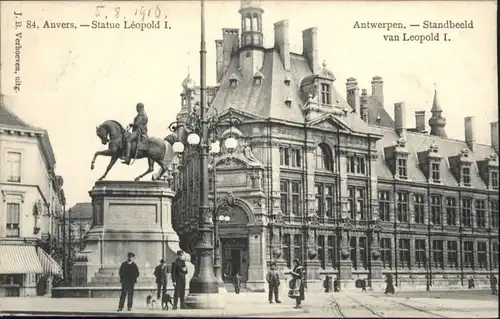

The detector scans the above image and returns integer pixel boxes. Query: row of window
[280,180,499,227]
[280,233,499,271]
[378,191,499,228]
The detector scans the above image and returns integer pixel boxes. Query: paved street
[0,290,497,317]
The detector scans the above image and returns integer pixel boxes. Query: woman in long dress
[287,258,305,309]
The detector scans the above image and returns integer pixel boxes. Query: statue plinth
[54,181,194,298]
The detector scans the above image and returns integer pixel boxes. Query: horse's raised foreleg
[134,157,155,181]
[91,149,113,171]
[98,155,119,181]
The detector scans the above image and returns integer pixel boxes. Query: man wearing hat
[171,250,188,309]
[117,252,140,311]
[154,259,168,300]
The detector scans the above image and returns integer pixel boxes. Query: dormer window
[285,97,292,108]
[462,166,471,186]
[320,83,331,105]
[229,73,239,88]
[253,71,264,85]
[398,158,408,179]
[284,76,291,86]
[492,171,498,189]
[431,163,440,182]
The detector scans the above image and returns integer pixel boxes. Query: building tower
[428,86,447,138]
[238,0,265,75]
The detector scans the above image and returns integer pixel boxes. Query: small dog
[146,294,157,309]
[161,292,173,310]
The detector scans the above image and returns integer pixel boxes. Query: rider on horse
[123,102,148,165]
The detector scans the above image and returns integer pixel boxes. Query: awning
[0,245,44,274]
[37,247,64,277]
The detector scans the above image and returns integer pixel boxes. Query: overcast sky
[1,1,497,205]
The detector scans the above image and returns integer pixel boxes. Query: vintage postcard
[0,0,498,316]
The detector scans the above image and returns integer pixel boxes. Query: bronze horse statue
[91,120,170,181]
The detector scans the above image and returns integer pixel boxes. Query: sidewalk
[0,292,332,317]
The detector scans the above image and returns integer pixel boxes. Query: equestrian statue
[90,102,170,181]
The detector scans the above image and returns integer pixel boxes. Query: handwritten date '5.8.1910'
[18,4,172,31]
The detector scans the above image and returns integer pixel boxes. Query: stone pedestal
[339,260,352,289]
[53,181,194,298]
[370,260,383,280]
[304,259,322,291]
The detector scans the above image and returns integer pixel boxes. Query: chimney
[415,111,426,133]
[371,76,384,107]
[360,89,368,122]
[215,40,224,83]
[222,28,240,75]
[346,78,360,114]
[394,102,406,137]
[274,20,291,71]
[302,27,319,74]
[491,122,499,154]
[464,116,475,151]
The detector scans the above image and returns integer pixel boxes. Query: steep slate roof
[0,101,43,131]
[365,96,394,128]
[69,202,92,220]
[370,125,494,189]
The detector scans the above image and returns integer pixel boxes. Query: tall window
[414,194,425,224]
[279,147,289,166]
[493,242,499,269]
[475,200,486,228]
[315,185,323,217]
[7,152,22,182]
[378,191,391,221]
[317,235,325,268]
[327,236,335,268]
[291,182,301,216]
[380,238,392,268]
[6,203,21,237]
[431,162,440,183]
[477,242,487,269]
[462,198,472,227]
[430,195,442,225]
[462,167,471,186]
[463,241,474,268]
[359,237,367,269]
[491,200,499,229]
[445,197,457,226]
[356,188,365,220]
[348,187,355,219]
[398,158,408,179]
[396,192,409,223]
[492,171,499,189]
[320,83,331,105]
[447,241,458,268]
[347,156,356,174]
[291,149,302,168]
[293,234,303,263]
[415,239,426,268]
[283,234,291,268]
[350,237,357,269]
[398,239,411,268]
[280,180,289,215]
[432,240,444,268]
[355,157,366,175]
[315,144,333,171]
[325,186,334,218]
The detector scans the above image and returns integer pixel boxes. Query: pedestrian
[266,262,281,303]
[117,252,140,312]
[468,276,475,289]
[333,277,340,292]
[286,258,305,309]
[323,275,332,293]
[361,278,367,292]
[171,250,188,309]
[154,259,167,300]
[384,274,395,295]
[233,272,243,294]
[490,275,498,295]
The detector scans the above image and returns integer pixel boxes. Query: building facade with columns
[170,1,499,291]
[0,96,65,296]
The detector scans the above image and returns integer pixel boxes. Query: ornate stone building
[171,1,499,291]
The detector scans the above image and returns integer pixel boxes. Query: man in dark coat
[384,274,395,295]
[361,278,367,292]
[154,259,167,300]
[117,252,140,311]
[266,262,281,303]
[490,275,497,295]
[171,250,188,309]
